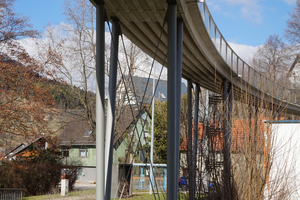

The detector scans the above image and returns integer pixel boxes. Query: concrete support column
[105,18,120,200]
[95,1,105,200]
[167,2,179,200]
[175,17,183,195]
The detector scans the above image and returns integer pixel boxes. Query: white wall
[266,122,300,199]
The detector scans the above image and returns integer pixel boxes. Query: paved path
[73,183,96,191]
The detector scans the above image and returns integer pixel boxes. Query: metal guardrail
[0,189,24,200]
[198,1,299,105]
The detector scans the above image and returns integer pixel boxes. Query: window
[79,149,88,157]
[62,149,69,157]
[84,130,92,137]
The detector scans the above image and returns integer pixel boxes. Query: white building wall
[266,123,300,199]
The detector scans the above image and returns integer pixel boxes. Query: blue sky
[14,0,297,60]
[207,0,295,46]
[15,0,65,33]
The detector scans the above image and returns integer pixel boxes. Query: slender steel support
[254,106,259,151]
[95,2,105,200]
[167,3,178,200]
[149,64,155,195]
[278,106,282,120]
[187,79,193,199]
[227,82,232,167]
[223,79,232,198]
[222,79,228,196]
[175,17,183,194]
[272,104,276,121]
[192,84,200,200]
[105,18,120,200]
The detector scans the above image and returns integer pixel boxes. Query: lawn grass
[22,189,207,200]
[22,189,96,200]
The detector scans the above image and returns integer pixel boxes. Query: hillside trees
[35,0,151,139]
[0,0,56,142]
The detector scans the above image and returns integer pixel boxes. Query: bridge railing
[198,1,299,105]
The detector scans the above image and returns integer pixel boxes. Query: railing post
[242,62,244,78]
[220,36,222,56]
[208,16,211,35]
[236,57,239,75]
[231,50,233,69]
[214,22,216,45]
[248,66,250,83]
[225,43,228,63]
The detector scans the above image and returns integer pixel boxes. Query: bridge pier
[95,1,106,200]
[166,2,183,200]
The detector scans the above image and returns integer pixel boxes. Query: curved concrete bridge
[89,0,300,115]
[88,0,300,199]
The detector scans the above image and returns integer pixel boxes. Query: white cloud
[228,42,260,64]
[281,0,296,5]
[208,0,263,23]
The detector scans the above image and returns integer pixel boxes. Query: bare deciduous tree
[35,0,151,139]
[285,0,300,45]
[251,34,293,86]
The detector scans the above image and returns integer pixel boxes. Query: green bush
[0,137,81,196]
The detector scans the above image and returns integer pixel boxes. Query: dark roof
[58,120,95,146]
[128,76,187,103]
[4,136,44,159]
[58,106,148,146]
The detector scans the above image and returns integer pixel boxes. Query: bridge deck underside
[90,0,300,115]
